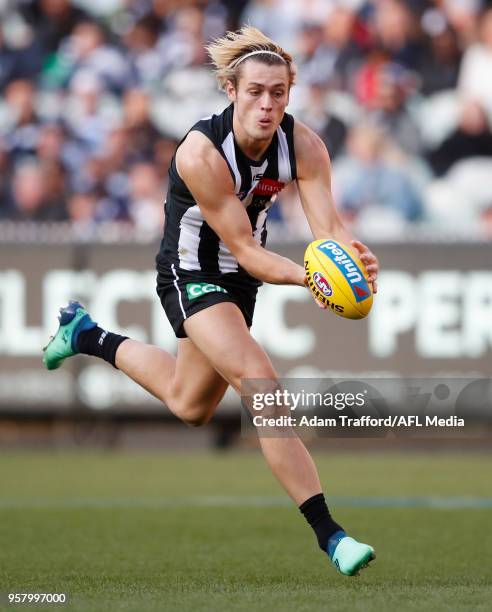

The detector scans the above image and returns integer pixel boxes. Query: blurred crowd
[1,0,492,239]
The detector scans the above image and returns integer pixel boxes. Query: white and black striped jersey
[156,103,297,286]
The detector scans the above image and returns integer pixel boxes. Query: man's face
[226,60,290,142]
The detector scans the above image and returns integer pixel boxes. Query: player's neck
[232,113,272,161]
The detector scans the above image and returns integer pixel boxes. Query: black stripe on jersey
[197,221,220,273]
[192,106,238,185]
[284,114,297,180]
[261,224,268,247]
[233,141,249,198]
[194,124,238,186]
[266,133,280,182]
[156,158,194,271]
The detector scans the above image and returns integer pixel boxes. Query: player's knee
[176,404,213,427]
[183,412,210,427]
[228,359,276,389]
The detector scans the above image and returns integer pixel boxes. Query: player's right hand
[303,276,327,309]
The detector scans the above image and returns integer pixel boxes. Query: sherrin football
[304,239,373,319]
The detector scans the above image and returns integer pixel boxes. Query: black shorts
[156,265,259,338]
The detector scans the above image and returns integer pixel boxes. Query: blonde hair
[206,26,296,90]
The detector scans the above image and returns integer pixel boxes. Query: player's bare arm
[294,120,379,293]
[176,130,305,286]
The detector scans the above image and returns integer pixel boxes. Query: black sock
[77,326,128,368]
[299,493,344,553]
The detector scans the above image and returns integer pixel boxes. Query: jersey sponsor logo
[316,240,370,303]
[312,271,333,297]
[253,178,285,197]
[185,283,228,301]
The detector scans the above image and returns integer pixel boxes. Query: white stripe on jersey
[177,205,203,270]
[218,241,239,273]
[171,264,186,319]
[221,131,242,192]
[253,210,268,244]
[277,125,292,182]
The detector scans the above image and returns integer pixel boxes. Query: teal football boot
[328,530,375,576]
[43,301,97,370]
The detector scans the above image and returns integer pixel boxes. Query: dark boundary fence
[1,239,491,431]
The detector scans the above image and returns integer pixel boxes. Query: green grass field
[1,450,491,612]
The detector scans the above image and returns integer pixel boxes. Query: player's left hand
[350,240,379,294]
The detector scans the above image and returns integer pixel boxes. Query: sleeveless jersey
[156,103,297,286]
